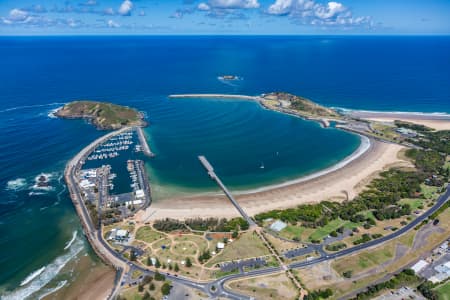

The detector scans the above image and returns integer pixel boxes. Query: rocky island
[55,101,147,130]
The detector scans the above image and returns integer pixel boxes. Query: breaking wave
[2,238,83,300]
[19,267,46,287]
[64,231,78,250]
[0,102,66,114]
[37,280,67,300]
[6,178,27,191]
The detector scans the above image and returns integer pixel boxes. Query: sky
[0,0,449,35]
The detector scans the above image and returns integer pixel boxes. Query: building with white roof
[270,220,287,232]
[411,260,429,273]
[135,189,145,199]
[217,242,225,250]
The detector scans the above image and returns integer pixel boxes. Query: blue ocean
[0,36,449,298]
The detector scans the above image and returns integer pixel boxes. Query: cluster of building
[412,240,450,283]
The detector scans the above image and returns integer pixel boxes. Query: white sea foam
[6,178,27,191]
[0,102,66,114]
[31,173,57,191]
[2,238,83,300]
[333,107,450,118]
[64,231,78,250]
[19,267,46,287]
[37,280,67,300]
[47,106,63,119]
[29,192,45,197]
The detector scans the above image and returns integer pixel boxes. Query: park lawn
[173,234,209,252]
[332,242,395,275]
[308,219,354,241]
[435,281,450,300]
[358,210,376,221]
[399,198,424,210]
[227,272,298,300]
[279,225,314,241]
[206,231,270,267]
[120,279,164,300]
[172,241,199,257]
[421,184,439,199]
[135,226,166,243]
[152,238,172,250]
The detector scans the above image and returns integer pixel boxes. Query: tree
[154,271,165,281]
[185,257,192,267]
[142,291,151,300]
[129,250,137,261]
[174,263,179,272]
[155,258,161,268]
[161,282,172,296]
[232,231,238,239]
[343,270,353,278]
[149,283,155,291]
[138,284,144,292]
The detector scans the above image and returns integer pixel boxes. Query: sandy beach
[139,139,412,221]
[347,111,450,131]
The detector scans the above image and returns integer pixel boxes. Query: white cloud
[267,0,293,15]
[198,3,211,11]
[118,0,133,16]
[205,0,260,9]
[267,0,371,27]
[8,9,29,22]
[107,19,120,28]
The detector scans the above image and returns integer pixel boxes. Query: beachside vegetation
[153,217,249,233]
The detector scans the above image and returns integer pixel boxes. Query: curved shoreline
[236,134,370,195]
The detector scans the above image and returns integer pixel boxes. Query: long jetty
[135,127,155,157]
[198,155,256,227]
[169,94,262,101]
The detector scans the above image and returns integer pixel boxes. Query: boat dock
[135,127,155,157]
[198,155,256,227]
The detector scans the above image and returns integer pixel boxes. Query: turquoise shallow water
[0,36,449,298]
[140,97,360,198]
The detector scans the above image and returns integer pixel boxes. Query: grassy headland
[55,101,146,130]
[261,92,340,120]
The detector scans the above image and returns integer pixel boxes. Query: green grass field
[399,198,424,210]
[206,231,270,267]
[308,219,357,241]
[421,184,439,199]
[332,242,395,275]
[135,226,166,243]
[435,282,450,300]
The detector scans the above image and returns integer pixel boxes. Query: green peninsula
[262,92,340,119]
[55,101,147,130]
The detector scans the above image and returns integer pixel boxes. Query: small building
[217,242,225,250]
[270,220,287,232]
[411,260,429,273]
[135,189,145,199]
[115,229,129,241]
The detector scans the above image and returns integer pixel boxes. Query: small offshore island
[57,94,450,300]
[55,101,147,130]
